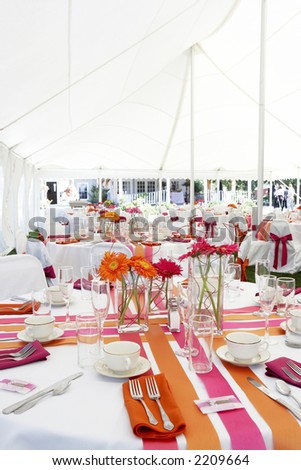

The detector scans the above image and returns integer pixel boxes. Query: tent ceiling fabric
[1,0,301,180]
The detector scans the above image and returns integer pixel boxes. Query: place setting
[216,331,271,367]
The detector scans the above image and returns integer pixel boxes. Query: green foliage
[89,185,99,204]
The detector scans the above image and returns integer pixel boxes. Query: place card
[0,378,37,394]
[194,395,244,414]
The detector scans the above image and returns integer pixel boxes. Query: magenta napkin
[265,356,301,387]
[0,340,50,370]
[74,279,82,290]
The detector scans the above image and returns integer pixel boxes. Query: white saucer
[281,320,301,334]
[216,345,270,367]
[17,327,64,343]
[95,356,151,378]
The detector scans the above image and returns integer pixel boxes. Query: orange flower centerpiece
[99,252,157,332]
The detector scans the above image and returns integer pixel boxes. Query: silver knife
[2,372,83,415]
[247,377,301,420]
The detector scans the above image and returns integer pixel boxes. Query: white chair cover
[0,254,47,300]
[90,242,132,263]
[15,229,27,254]
[267,219,296,273]
[26,239,56,286]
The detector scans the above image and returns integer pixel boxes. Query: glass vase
[148,277,173,314]
[188,255,225,335]
[115,279,149,333]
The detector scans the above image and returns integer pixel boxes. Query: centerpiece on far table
[99,251,157,332]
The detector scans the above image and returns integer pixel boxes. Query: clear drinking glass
[58,266,74,328]
[259,274,277,345]
[91,279,110,357]
[254,258,271,316]
[276,277,295,317]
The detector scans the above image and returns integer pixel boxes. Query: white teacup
[225,332,268,362]
[24,315,55,340]
[290,310,301,332]
[47,286,64,304]
[103,341,140,372]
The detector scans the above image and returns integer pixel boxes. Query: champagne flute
[254,258,270,316]
[176,281,198,357]
[58,266,74,329]
[259,274,278,345]
[91,279,110,357]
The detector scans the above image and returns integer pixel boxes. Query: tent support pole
[257,0,267,224]
[190,45,195,211]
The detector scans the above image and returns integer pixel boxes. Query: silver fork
[0,343,33,358]
[129,379,158,425]
[287,360,301,377]
[281,366,301,383]
[0,345,36,362]
[146,376,174,430]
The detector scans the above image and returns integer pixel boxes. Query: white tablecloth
[1,284,301,450]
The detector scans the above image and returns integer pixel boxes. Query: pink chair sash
[270,232,293,269]
[204,221,216,238]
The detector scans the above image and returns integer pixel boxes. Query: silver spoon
[14,381,71,414]
[275,379,301,408]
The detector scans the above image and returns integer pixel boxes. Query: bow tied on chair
[269,232,293,270]
[204,220,217,238]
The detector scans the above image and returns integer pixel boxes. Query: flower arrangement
[125,207,142,215]
[179,238,239,334]
[149,258,182,312]
[99,252,157,331]
[100,211,120,222]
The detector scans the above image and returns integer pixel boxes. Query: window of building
[122,181,131,194]
[147,181,156,193]
[78,183,88,200]
[137,181,145,193]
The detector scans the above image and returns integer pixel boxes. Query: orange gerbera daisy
[129,256,157,279]
[99,251,130,282]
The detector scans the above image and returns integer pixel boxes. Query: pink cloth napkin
[0,340,50,370]
[265,356,301,387]
[74,279,83,290]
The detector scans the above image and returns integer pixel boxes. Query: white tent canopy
[1,0,301,181]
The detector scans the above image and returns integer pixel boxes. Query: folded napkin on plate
[122,373,186,439]
[265,356,301,387]
[0,302,33,315]
[55,238,80,245]
[0,340,50,370]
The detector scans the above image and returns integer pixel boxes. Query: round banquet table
[46,239,194,279]
[0,282,301,451]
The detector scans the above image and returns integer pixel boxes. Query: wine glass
[254,258,270,316]
[58,266,74,329]
[224,263,241,300]
[90,252,102,280]
[259,274,278,345]
[91,279,110,357]
[176,281,198,357]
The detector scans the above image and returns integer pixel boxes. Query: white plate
[95,356,151,378]
[216,345,270,367]
[17,327,64,343]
